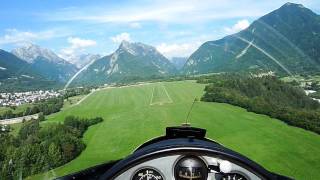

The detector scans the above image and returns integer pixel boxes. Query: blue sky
[0,0,319,60]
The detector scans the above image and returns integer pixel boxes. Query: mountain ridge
[0,49,58,92]
[66,53,102,68]
[182,2,320,75]
[72,41,177,85]
[12,44,78,82]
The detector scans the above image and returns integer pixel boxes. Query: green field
[31,81,320,180]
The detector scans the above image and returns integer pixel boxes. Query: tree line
[63,87,91,99]
[0,97,64,120]
[200,74,320,134]
[0,116,103,179]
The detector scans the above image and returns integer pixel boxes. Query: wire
[184,98,197,126]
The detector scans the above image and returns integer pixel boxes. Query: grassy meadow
[30,81,320,180]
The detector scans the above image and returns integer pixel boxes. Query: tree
[48,143,62,167]
[24,107,32,116]
[38,112,45,122]
[18,120,40,139]
[0,116,103,179]
[3,110,13,119]
[10,106,16,111]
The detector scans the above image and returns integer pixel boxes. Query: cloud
[156,42,202,58]
[110,33,131,43]
[224,19,250,34]
[67,37,96,49]
[41,0,268,24]
[59,37,96,61]
[0,29,57,45]
[129,22,142,28]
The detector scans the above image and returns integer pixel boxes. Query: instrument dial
[220,172,248,180]
[132,168,164,180]
[174,156,208,180]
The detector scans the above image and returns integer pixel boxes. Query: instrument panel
[58,127,292,180]
[114,154,260,180]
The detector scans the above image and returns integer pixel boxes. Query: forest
[200,74,320,134]
[0,116,103,179]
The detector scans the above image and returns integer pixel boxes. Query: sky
[0,0,319,61]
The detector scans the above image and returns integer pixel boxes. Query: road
[0,113,39,125]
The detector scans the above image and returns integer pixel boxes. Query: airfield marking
[69,82,170,107]
[162,83,173,103]
[71,86,116,107]
[149,83,173,106]
[70,83,152,108]
[149,86,155,105]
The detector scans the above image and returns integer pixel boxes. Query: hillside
[0,49,57,92]
[72,41,177,86]
[0,49,36,79]
[182,3,320,75]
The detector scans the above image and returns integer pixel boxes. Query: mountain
[66,53,101,68]
[182,3,320,75]
[0,49,38,79]
[0,49,57,92]
[72,41,177,85]
[12,44,78,82]
[170,57,187,69]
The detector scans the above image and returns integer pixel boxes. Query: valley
[30,81,320,180]
[0,2,320,180]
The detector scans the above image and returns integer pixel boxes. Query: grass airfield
[32,81,320,180]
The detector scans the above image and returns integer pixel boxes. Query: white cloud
[129,22,142,28]
[110,33,131,43]
[0,29,57,45]
[42,0,268,24]
[59,37,97,62]
[224,19,250,34]
[67,37,96,49]
[156,42,202,58]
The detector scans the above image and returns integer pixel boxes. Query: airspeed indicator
[132,168,164,180]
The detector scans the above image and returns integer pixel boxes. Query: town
[0,90,61,106]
